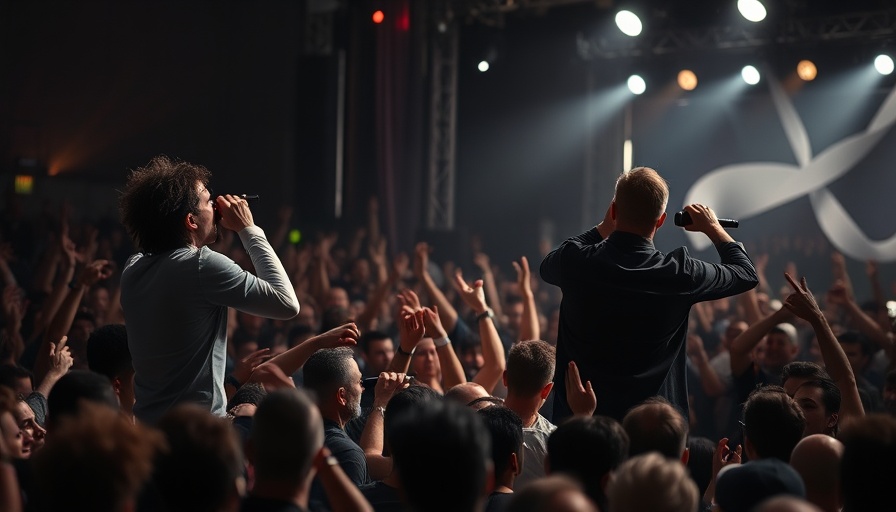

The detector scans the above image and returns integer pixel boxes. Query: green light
[289,229,302,244]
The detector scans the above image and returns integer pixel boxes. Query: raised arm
[473,252,503,321]
[35,259,112,383]
[29,235,79,344]
[827,280,894,353]
[386,308,424,374]
[355,252,406,332]
[453,270,506,394]
[753,253,770,295]
[684,204,734,245]
[687,333,727,398]
[512,256,540,342]
[1,285,25,362]
[865,260,890,332]
[368,237,389,287]
[729,306,791,378]
[565,361,597,416]
[209,195,300,319]
[422,306,466,391]
[540,203,613,286]
[737,286,764,327]
[34,335,73,399]
[783,273,865,422]
[263,322,360,377]
[269,205,293,254]
[359,371,409,481]
[309,233,338,312]
[413,242,459,334]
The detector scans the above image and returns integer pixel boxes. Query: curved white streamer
[684,78,896,260]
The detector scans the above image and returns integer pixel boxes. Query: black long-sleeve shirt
[541,229,758,423]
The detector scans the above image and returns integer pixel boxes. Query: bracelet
[475,309,495,322]
[397,345,415,356]
[374,406,386,416]
[433,336,451,348]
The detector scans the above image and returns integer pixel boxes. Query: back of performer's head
[614,167,669,228]
[119,155,212,253]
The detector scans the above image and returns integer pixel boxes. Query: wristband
[475,309,495,322]
[433,336,451,348]
[397,344,415,356]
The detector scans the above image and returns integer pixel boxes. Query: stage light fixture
[615,10,642,37]
[741,65,760,85]
[737,0,766,22]
[478,60,490,72]
[678,70,698,91]
[627,75,646,95]
[796,60,817,81]
[875,55,894,76]
[372,10,385,24]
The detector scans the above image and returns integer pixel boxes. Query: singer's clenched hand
[682,204,734,245]
[216,194,255,232]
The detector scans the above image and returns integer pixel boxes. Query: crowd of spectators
[1,183,895,512]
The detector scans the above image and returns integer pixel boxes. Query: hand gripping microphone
[213,194,259,223]
[673,210,739,228]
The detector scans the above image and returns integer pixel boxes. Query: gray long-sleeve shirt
[121,226,299,424]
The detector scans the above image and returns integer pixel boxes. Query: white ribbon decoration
[683,76,896,261]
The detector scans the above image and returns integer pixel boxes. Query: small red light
[372,10,384,24]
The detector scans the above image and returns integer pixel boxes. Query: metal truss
[577,8,896,60]
[426,2,461,230]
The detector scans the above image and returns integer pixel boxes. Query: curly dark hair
[118,155,211,253]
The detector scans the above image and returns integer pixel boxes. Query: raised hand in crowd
[704,437,742,506]
[34,335,73,399]
[828,278,894,353]
[473,251,503,320]
[512,255,540,342]
[783,273,865,423]
[565,361,597,416]
[228,348,272,395]
[387,308,425,374]
[35,259,113,383]
[453,269,506,393]
[1,285,26,362]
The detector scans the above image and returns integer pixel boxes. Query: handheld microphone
[213,194,260,222]
[674,210,739,228]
